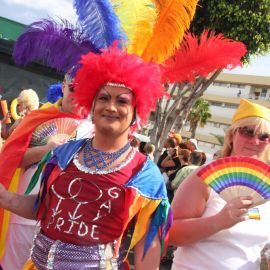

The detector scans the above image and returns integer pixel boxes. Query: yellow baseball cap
[232,99,270,123]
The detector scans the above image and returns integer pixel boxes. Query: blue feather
[46,83,63,103]
[74,0,127,49]
[13,18,100,74]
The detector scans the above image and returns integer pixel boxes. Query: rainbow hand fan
[197,156,270,207]
[30,118,81,146]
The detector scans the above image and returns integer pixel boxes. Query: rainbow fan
[30,117,81,146]
[197,156,270,206]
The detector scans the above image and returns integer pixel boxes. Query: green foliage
[188,98,212,127]
[190,0,270,62]
[188,98,212,137]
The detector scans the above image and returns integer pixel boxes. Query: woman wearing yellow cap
[169,99,270,270]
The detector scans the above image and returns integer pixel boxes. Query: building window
[230,83,245,89]
[225,103,238,109]
[210,101,222,107]
[261,88,268,98]
[213,82,228,87]
[254,92,260,100]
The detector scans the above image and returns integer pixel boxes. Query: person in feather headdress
[0,0,202,268]
[0,45,171,270]
[170,99,270,270]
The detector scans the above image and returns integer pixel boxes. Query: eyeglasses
[237,127,270,142]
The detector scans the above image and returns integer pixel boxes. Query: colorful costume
[22,139,171,269]
[0,105,80,268]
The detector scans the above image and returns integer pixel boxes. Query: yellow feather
[111,0,157,46]
[130,0,199,63]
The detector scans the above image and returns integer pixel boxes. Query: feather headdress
[163,30,247,83]
[111,0,157,48]
[74,0,127,49]
[129,0,198,63]
[73,44,167,125]
[13,19,99,74]
[12,0,127,75]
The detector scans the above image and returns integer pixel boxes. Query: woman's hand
[215,196,253,229]
[2,112,11,124]
[169,170,253,246]
[20,137,68,168]
[168,148,176,157]
[45,136,68,152]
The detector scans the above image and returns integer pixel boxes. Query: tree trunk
[190,122,198,138]
[152,69,222,160]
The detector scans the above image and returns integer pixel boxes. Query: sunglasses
[237,127,270,142]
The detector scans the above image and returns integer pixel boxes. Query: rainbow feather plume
[162,30,247,83]
[74,0,127,49]
[12,19,98,73]
[111,0,157,48]
[130,0,198,63]
[197,156,270,207]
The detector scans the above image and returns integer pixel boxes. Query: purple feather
[13,19,100,74]
[74,0,127,49]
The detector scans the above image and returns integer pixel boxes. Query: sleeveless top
[41,151,145,245]
[172,189,270,270]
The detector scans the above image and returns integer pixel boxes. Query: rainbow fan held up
[30,118,80,147]
[197,156,270,207]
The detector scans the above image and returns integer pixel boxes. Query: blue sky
[1,0,270,77]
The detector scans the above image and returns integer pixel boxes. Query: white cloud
[1,0,77,23]
[225,54,270,76]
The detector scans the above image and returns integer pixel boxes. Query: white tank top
[172,190,270,270]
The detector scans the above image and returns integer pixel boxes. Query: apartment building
[181,73,270,157]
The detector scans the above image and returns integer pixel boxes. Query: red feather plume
[162,30,247,83]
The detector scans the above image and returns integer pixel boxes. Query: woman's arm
[169,169,252,246]
[20,138,66,168]
[0,183,38,220]
[134,234,161,270]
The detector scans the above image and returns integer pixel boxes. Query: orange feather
[130,0,198,63]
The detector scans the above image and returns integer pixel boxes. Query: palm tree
[188,98,212,137]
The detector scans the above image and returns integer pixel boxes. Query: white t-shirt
[172,190,270,270]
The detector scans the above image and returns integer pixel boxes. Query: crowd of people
[1,80,270,270]
[1,75,270,270]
